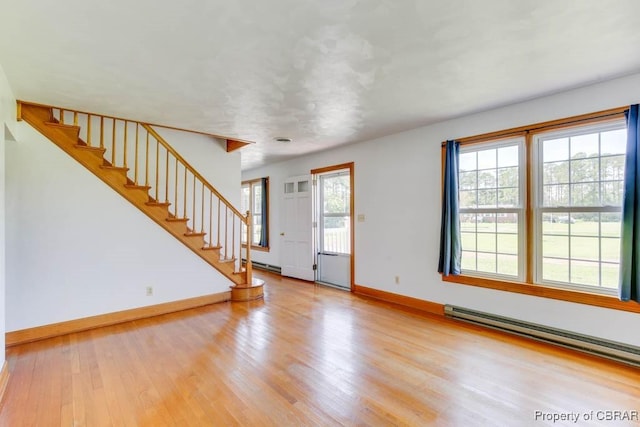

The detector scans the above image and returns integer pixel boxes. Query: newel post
[230,209,263,301]
[245,210,253,286]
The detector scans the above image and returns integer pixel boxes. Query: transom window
[456,119,626,296]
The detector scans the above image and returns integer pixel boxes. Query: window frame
[441,106,640,314]
[318,169,352,256]
[241,177,269,251]
[458,137,527,281]
[532,121,626,296]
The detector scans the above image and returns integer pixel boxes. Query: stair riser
[45,122,80,141]
[76,147,107,160]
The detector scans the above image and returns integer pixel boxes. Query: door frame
[310,162,355,291]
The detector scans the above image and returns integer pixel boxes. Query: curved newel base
[230,278,265,301]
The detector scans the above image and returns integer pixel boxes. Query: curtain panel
[619,104,640,302]
[438,140,461,276]
[259,177,269,247]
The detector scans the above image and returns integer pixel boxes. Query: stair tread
[219,257,236,264]
[166,217,189,222]
[145,201,171,207]
[124,184,151,190]
[202,245,222,250]
[100,165,129,172]
[75,144,105,152]
[184,232,206,237]
[45,121,80,130]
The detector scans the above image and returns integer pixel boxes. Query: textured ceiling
[1,0,640,170]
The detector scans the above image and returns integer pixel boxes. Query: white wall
[0,63,16,364]
[243,72,640,347]
[151,127,241,208]
[5,121,240,331]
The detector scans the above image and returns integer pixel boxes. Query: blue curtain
[258,178,269,247]
[620,105,640,302]
[438,140,461,276]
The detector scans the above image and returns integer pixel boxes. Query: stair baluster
[18,101,258,295]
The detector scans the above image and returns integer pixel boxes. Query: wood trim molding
[310,162,355,175]
[443,105,628,146]
[353,285,445,316]
[525,132,534,284]
[227,139,251,152]
[241,177,270,251]
[0,362,8,404]
[310,162,355,290]
[443,275,640,313]
[241,177,265,185]
[6,291,231,347]
[349,166,355,291]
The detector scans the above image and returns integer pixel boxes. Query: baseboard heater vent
[444,305,640,367]
[249,261,281,274]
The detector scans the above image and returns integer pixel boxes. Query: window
[241,178,269,249]
[452,111,628,300]
[535,123,626,293]
[460,138,525,280]
[319,171,351,254]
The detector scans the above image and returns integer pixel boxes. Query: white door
[281,175,315,281]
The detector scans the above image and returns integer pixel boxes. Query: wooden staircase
[18,101,263,301]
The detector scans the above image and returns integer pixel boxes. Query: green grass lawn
[461,220,620,288]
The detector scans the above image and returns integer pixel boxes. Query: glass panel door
[317,170,351,289]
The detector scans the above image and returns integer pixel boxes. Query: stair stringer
[20,103,247,286]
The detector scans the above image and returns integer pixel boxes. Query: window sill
[442,274,640,314]
[242,244,270,252]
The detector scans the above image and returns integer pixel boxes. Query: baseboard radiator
[249,261,282,274]
[444,305,640,367]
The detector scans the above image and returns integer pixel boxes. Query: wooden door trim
[311,162,355,291]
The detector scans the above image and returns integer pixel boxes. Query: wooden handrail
[18,101,248,222]
[142,124,246,222]
[17,100,253,144]
[40,99,246,221]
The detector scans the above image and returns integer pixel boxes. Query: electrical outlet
[394,276,400,285]
[146,286,153,296]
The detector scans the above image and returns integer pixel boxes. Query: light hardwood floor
[1,272,639,426]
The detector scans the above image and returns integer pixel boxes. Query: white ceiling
[2,0,640,170]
